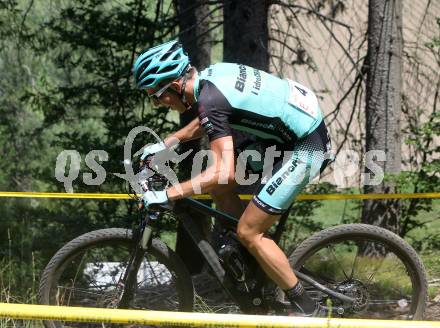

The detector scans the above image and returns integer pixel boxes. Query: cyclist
[133,40,332,316]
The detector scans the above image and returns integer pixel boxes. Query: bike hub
[336,279,369,312]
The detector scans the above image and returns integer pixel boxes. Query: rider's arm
[166,135,235,200]
[163,117,204,146]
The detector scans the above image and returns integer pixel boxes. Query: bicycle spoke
[146,258,165,285]
[292,227,426,320]
[301,266,336,285]
[365,255,387,285]
[326,244,349,280]
[49,241,184,316]
[349,244,361,279]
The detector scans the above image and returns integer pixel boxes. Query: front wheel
[289,224,428,320]
[38,228,194,328]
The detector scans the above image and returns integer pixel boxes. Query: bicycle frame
[175,198,290,243]
[120,197,355,314]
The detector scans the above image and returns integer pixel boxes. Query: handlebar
[134,156,170,213]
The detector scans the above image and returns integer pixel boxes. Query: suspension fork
[117,220,154,308]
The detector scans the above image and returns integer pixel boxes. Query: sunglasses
[148,81,174,102]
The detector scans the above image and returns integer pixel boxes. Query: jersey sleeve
[196,80,233,142]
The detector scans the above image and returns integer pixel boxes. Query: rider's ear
[171,80,182,93]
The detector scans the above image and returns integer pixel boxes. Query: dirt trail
[193,272,440,320]
[426,302,440,320]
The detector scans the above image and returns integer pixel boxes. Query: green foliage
[388,17,440,243]
[0,0,182,300]
[393,109,440,243]
[426,17,440,49]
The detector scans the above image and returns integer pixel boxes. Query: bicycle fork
[116,222,153,309]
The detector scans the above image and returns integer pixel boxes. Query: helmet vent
[160,63,178,73]
[162,50,175,61]
[136,61,150,80]
[170,42,180,52]
[142,78,155,87]
[148,66,159,75]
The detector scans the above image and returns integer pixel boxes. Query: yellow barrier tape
[0,191,439,200]
[0,191,133,199]
[194,192,440,201]
[0,303,439,328]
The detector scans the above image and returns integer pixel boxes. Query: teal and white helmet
[133,40,189,89]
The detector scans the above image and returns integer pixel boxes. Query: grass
[0,229,43,328]
[421,252,440,299]
[0,260,44,328]
[313,196,440,227]
[313,198,440,298]
[313,199,362,226]
[406,199,440,243]
[307,247,414,291]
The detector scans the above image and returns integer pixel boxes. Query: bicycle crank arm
[294,270,355,304]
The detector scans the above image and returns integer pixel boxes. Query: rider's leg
[210,181,245,219]
[239,121,329,289]
[209,183,245,250]
[236,122,331,315]
[236,202,296,289]
[237,201,317,315]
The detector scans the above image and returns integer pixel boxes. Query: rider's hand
[140,142,167,160]
[142,190,168,207]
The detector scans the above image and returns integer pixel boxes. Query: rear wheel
[38,228,194,328]
[289,224,428,320]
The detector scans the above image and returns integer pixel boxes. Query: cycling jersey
[194,63,323,144]
[193,63,331,214]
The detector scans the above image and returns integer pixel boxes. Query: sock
[284,281,316,314]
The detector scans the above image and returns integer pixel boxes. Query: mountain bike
[38,160,428,327]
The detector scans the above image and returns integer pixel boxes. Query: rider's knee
[236,224,257,251]
[210,183,236,194]
[210,184,236,200]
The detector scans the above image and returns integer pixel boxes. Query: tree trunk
[177,0,211,71]
[175,0,211,274]
[223,0,270,71]
[222,0,270,209]
[361,0,403,238]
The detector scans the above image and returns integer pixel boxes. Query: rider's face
[146,82,187,114]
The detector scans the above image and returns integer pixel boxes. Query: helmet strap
[180,66,192,111]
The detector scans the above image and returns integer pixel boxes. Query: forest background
[0,0,439,321]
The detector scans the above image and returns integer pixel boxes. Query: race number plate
[286,79,319,119]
